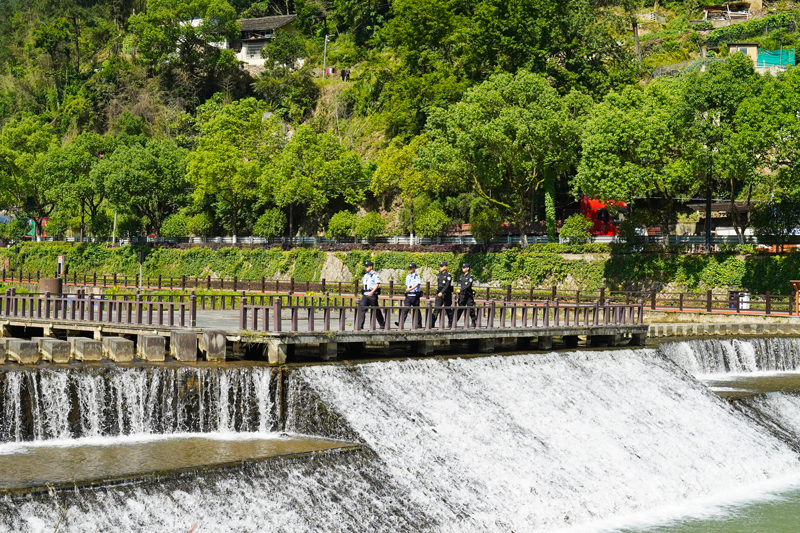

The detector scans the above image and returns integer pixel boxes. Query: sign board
[56,255,65,278]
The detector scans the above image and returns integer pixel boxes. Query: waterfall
[0,366,275,441]
[659,338,800,375]
[4,350,800,532]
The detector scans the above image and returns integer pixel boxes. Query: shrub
[415,206,451,237]
[187,213,213,237]
[7,219,29,241]
[560,214,594,244]
[160,214,190,238]
[253,208,287,238]
[327,211,358,238]
[355,212,386,241]
[470,208,502,243]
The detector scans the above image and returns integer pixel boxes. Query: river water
[3,339,800,531]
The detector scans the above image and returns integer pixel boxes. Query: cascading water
[659,337,800,375]
[0,366,275,441]
[5,347,800,532]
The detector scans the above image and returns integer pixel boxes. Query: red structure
[578,195,626,236]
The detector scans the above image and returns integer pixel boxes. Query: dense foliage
[1,1,799,245]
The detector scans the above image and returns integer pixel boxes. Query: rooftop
[238,14,297,32]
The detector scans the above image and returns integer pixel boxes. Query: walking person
[431,261,453,328]
[396,263,422,328]
[358,260,385,329]
[455,263,477,328]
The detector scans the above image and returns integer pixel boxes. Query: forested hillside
[1,0,800,244]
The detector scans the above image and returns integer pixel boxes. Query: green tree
[422,71,588,246]
[266,126,366,231]
[253,208,286,238]
[470,207,502,243]
[160,213,190,237]
[100,140,189,235]
[327,210,358,238]
[559,213,594,244]
[415,205,451,237]
[188,96,286,236]
[355,212,385,241]
[0,117,60,239]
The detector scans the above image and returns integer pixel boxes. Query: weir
[2,338,800,531]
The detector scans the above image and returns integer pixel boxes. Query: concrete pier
[7,340,40,364]
[319,342,338,361]
[102,337,134,363]
[71,338,102,361]
[170,331,197,362]
[137,335,166,362]
[199,330,226,362]
[41,339,70,363]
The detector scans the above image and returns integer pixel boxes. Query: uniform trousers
[358,292,385,329]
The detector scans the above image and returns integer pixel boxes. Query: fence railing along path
[3,268,793,317]
[238,297,644,335]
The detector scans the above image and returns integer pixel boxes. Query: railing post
[261,276,266,292]
[650,289,656,310]
[274,298,282,332]
[45,291,51,319]
[207,275,211,290]
[136,293,143,324]
[190,291,197,327]
[506,286,512,301]
[88,293,94,321]
[181,275,186,290]
[551,286,557,300]
[157,274,162,290]
[735,292,741,313]
[765,291,771,315]
[239,294,247,330]
[599,287,605,306]
[426,281,431,299]
[113,272,117,286]
[93,272,97,287]
[488,301,495,329]
[289,277,295,295]
[233,276,238,292]
[679,293,684,311]
[707,290,712,313]
[389,279,394,297]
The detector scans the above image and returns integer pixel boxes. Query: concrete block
[606,333,624,347]
[7,339,40,364]
[103,336,134,363]
[413,340,434,357]
[630,332,647,346]
[0,345,5,362]
[41,339,71,363]
[267,340,288,364]
[137,334,166,362]
[319,342,338,361]
[477,338,495,353]
[73,338,102,362]
[199,330,226,362]
[537,336,553,350]
[30,337,48,350]
[170,330,197,362]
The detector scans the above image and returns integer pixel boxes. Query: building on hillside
[698,2,757,27]
[727,42,796,74]
[210,14,299,73]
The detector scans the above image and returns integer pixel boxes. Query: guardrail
[1,289,197,328]
[238,298,644,334]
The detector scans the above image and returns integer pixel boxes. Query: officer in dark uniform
[456,263,477,327]
[359,260,384,329]
[431,261,453,328]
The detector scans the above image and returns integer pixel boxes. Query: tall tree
[421,70,588,245]
[187,96,286,235]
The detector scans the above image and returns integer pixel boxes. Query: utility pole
[706,158,713,253]
[322,34,332,80]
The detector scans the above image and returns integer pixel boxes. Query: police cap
[364,260,373,267]
[461,263,470,268]
[408,262,417,269]
[439,261,448,267]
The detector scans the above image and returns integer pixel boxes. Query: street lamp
[322,34,333,80]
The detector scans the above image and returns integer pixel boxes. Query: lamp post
[322,34,333,80]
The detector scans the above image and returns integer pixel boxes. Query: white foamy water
[287,350,800,532]
[660,338,800,375]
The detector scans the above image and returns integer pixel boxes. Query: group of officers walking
[359,260,477,329]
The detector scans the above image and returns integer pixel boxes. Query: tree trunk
[632,17,641,59]
[544,168,557,243]
[80,201,85,241]
[518,214,529,247]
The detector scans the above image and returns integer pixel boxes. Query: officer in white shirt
[359,260,384,329]
[396,262,422,328]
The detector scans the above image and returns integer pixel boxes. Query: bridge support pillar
[199,330,226,362]
[563,335,579,348]
[516,337,531,350]
[414,340,435,356]
[319,342,338,361]
[7,339,39,364]
[477,338,495,353]
[41,339,70,363]
[71,338,102,361]
[537,336,553,351]
[267,340,289,364]
[170,331,198,362]
[0,323,10,338]
[137,334,166,362]
[103,337,134,363]
[606,333,624,347]
[630,332,647,346]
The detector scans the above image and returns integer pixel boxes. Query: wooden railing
[238,298,644,334]
[0,289,196,328]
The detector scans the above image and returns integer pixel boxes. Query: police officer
[359,260,384,329]
[431,261,453,327]
[456,263,477,327]
[396,262,422,328]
